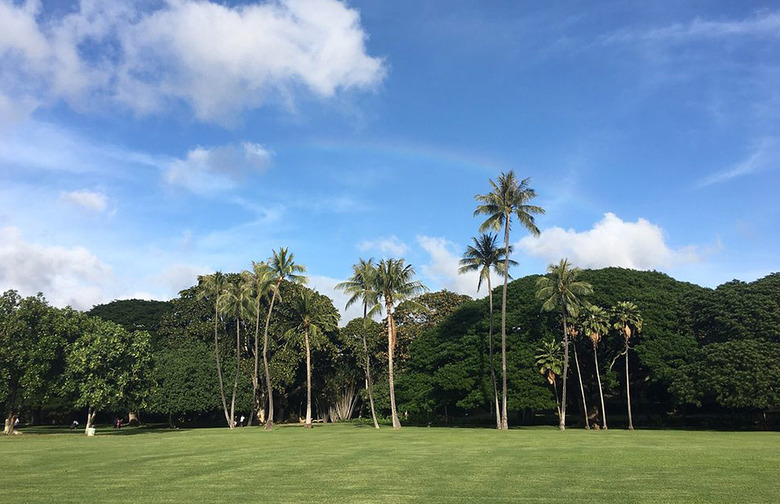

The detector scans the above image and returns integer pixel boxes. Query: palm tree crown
[458,233,516,292]
[474,171,545,237]
[335,258,380,317]
[269,247,307,286]
[288,288,338,336]
[374,258,428,308]
[535,339,564,385]
[582,303,610,346]
[611,301,643,340]
[536,259,594,317]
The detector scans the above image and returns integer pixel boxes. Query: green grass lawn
[2,423,779,503]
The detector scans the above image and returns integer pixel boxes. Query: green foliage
[64,318,153,413]
[686,273,780,344]
[672,340,780,411]
[394,290,471,364]
[1,291,85,419]
[149,338,221,419]
[397,278,556,421]
[87,299,172,335]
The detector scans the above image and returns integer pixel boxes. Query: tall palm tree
[217,278,252,429]
[262,248,307,430]
[245,262,275,426]
[458,233,516,429]
[535,339,564,423]
[197,272,231,428]
[374,258,427,429]
[335,258,381,429]
[582,304,610,430]
[611,301,643,431]
[535,258,593,430]
[287,289,338,428]
[475,171,544,430]
[566,315,591,430]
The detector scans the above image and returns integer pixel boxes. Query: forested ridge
[2,268,779,432]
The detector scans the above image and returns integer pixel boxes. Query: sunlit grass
[2,423,779,503]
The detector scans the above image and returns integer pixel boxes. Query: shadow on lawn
[17,424,187,436]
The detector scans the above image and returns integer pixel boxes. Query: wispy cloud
[600,10,780,45]
[59,189,109,212]
[696,138,778,188]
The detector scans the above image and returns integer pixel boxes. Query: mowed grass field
[2,423,779,503]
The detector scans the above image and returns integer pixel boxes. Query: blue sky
[1,0,778,321]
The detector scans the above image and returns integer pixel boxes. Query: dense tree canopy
[87,299,172,335]
[2,268,778,430]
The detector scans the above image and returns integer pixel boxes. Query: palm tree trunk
[229,315,241,429]
[362,305,380,430]
[572,342,589,429]
[304,328,313,429]
[387,301,401,429]
[501,222,510,430]
[487,278,500,430]
[249,296,261,426]
[262,284,280,431]
[594,342,607,430]
[553,379,561,422]
[213,303,231,427]
[560,314,569,431]
[625,341,633,430]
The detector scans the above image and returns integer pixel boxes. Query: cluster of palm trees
[198,248,309,429]
[535,259,643,430]
[194,170,641,433]
[336,258,427,430]
[459,171,642,431]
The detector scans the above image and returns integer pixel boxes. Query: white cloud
[166,142,272,193]
[0,226,113,309]
[0,0,386,123]
[59,189,108,212]
[416,235,502,297]
[518,213,701,270]
[696,137,778,188]
[357,235,409,257]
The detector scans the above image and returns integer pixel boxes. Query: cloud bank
[0,0,386,123]
[518,213,700,270]
[0,226,113,309]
